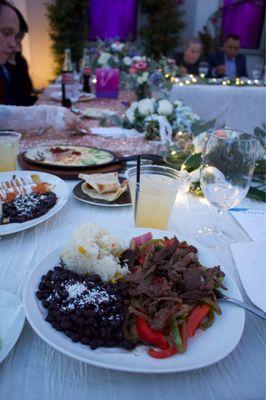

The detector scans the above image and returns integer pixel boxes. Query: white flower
[111,42,124,52]
[138,98,155,116]
[123,56,132,66]
[192,132,207,153]
[174,100,183,107]
[125,102,138,124]
[98,52,111,66]
[132,56,144,63]
[157,99,174,115]
[137,72,149,85]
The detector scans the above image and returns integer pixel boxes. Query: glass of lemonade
[126,165,184,230]
[0,131,21,172]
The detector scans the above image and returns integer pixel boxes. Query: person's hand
[63,109,91,135]
[215,65,226,76]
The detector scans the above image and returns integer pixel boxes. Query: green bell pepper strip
[199,297,221,315]
[169,320,184,353]
[201,310,214,330]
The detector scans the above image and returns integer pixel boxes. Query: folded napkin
[230,241,266,312]
[90,127,143,139]
[230,209,266,242]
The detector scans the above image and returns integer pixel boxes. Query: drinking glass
[126,165,186,230]
[252,64,262,80]
[0,131,21,172]
[196,128,256,248]
[199,61,209,78]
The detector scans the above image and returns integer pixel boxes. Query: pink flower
[129,66,137,74]
[134,61,148,71]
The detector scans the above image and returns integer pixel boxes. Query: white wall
[12,0,55,89]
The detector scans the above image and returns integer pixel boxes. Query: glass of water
[197,128,256,248]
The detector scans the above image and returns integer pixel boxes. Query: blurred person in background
[5,6,37,105]
[209,34,248,78]
[175,38,202,75]
[0,1,90,135]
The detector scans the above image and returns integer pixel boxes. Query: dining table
[0,87,265,400]
[169,83,266,133]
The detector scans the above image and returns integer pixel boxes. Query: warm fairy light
[254,79,259,84]
[175,78,179,83]
[177,131,183,136]
[171,77,176,82]
[200,73,205,78]
[181,164,186,171]
[247,80,251,84]
[185,80,190,84]
[179,82,184,86]
[92,77,97,83]
[189,74,194,79]
[236,80,240,86]
[240,80,244,85]
[171,150,177,155]
[192,77,197,83]
[222,81,227,86]
[212,78,216,83]
[165,73,170,78]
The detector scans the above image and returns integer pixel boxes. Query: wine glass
[198,61,209,78]
[252,64,262,80]
[196,128,256,248]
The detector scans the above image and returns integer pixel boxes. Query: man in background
[209,33,248,78]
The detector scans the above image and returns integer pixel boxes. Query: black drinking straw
[134,156,141,223]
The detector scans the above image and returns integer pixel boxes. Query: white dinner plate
[49,91,95,102]
[23,227,245,373]
[0,171,69,236]
[0,290,25,363]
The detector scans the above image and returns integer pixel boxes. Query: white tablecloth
[0,180,265,400]
[170,84,266,132]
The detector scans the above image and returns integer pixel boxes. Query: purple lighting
[89,0,137,41]
[222,0,265,49]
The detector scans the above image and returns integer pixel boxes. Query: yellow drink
[0,132,21,172]
[127,166,182,230]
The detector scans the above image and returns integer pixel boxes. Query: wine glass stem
[214,209,223,234]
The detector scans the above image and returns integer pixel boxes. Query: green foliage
[139,0,185,58]
[46,0,88,73]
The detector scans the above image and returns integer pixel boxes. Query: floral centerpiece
[123,98,200,141]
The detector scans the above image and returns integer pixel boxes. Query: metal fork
[219,295,266,320]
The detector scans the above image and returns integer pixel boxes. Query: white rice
[61,223,128,281]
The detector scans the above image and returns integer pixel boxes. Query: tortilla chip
[79,173,121,194]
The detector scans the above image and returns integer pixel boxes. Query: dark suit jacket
[208,51,248,78]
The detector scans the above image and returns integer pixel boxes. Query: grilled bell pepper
[136,317,168,350]
[170,320,184,353]
[148,345,178,359]
[186,305,210,337]
[201,310,214,330]
[180,321,188,352]
[199,297,221,315]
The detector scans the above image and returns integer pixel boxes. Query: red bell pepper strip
[136,317,169,350]
[186,305,210,337]
[148,345,178,359]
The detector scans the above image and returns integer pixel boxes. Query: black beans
[36,266,134,351]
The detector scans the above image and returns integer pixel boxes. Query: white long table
[170,84,266,133]
[0,179,265,400]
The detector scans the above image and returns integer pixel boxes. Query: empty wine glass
[196,128,256,248]
[199,61,209,78]
[252,64,262,80]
